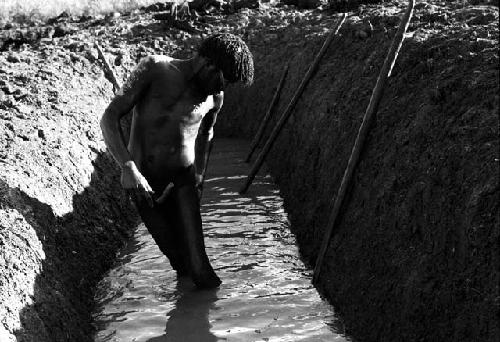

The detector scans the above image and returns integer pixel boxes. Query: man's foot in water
[192,269,221,289]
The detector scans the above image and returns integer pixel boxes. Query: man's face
[195,58,227,95]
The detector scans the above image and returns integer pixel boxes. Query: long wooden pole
[312,0,414,284]
[199,139,214,200]
[239,14,347,194]
[95,42,122,91]
[95,41,136,144]
[245,63,290,163]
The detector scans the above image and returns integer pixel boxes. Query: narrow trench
[91,139,352,342]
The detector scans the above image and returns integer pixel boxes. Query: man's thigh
[130,164,198,235]
[171,185,205,249]
[130,191,179,238]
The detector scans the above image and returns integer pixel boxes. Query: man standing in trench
[100,33,254,289]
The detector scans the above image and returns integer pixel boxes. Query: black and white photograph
[0,0,498,341]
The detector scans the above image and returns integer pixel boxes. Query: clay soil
[0,1,498,341]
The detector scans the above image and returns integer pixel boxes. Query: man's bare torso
[126,56,215,189]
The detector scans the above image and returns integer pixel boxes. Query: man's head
[194,33,254,95]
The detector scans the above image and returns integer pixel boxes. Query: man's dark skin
[100,53,226,288]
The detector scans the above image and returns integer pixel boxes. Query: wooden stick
[199,139,214,200]
[95,41,134,145]
[95,42,122,91]
[312,0,414,284]
[245,63,289,163]
[239,14,347,194]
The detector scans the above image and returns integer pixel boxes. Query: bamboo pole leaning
[95,41,136,145]
[245,63,290,163]
[239,13,347,194]
[199,139,214,200]
[312,0,415,284]
[95,42,122,91]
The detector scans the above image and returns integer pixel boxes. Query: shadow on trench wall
[1,152,137,342]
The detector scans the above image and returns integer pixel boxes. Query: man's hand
[155,182,174,204]
[121,161,155,207]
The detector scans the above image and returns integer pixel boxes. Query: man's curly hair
[198,33,254,86]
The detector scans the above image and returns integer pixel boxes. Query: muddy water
[93,139,351,342]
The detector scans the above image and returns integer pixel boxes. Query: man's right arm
[100,56,155,167]
[100,56,156,203]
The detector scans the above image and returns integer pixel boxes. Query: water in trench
[92,139,351,342]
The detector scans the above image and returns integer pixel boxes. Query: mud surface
[93,139,350,342]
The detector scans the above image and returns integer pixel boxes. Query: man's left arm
[195,91,224,191]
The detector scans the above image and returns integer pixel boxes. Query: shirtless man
[100,34,254,289]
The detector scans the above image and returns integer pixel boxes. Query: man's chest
[146,86,214,125]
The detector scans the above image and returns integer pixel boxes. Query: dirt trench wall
[217,9,499,342]
[0,44,137,341]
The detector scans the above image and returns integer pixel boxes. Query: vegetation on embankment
[219,1,499,341]
[0,0,161,26]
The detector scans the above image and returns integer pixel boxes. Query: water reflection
[147,279,219,342]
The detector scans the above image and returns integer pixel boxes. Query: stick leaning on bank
[239,14,347,194]
[245,62,290,163]
[95,42,122,91]
[312,0,415,284]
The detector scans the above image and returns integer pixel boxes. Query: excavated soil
[0,1,498,341]
[0,19,140,342]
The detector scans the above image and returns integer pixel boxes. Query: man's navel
[150,145,177,159]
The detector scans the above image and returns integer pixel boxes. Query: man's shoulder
[145,55,175,66]
[137,55,180,76]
